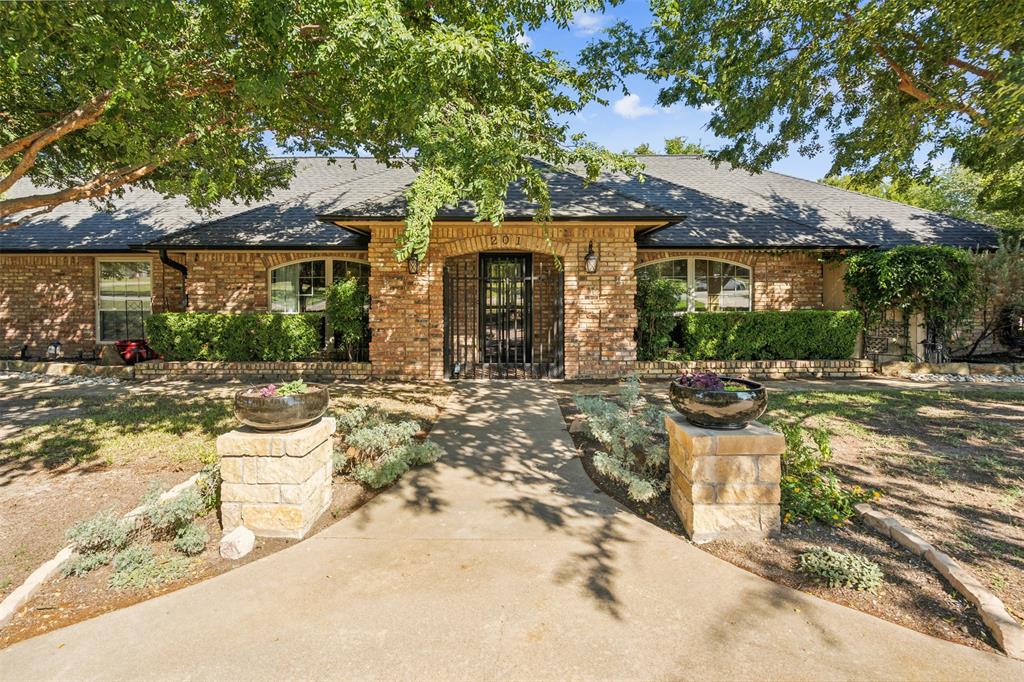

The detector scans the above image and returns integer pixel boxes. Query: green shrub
[144,487,205,538]
[196,461,222,512]
[145,312,322,361]
[338,407,442,489]
[574,376,668,503]
[172,523,209,557]
[62,510,134,577]
[673,310,862,360]
[798,547,884,590]
[326,277,370,361]
[108,545,193,589]
[775,424,876,525]
[636,275,681,361]
[65,510,132,555]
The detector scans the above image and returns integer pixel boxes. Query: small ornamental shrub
[108,544,193,590]
[173,523,209,557]
[144,487,205,538]
[325,277,370,361]
[776,424,877,525]
[574,376,668,503]
[62,510,134,577]
[196,461,222,512]
[145,312,322,361]
[798,547,884,591]
[636,274,681,361]
[337,406,443,489]
[673,310,862,360]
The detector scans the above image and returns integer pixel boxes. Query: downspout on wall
[158,249,188,309]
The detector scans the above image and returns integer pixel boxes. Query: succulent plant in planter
[669,371,767,430]
[234,379,329,431]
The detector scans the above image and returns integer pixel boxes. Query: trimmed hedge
[145,313,322,361]
[673,310,862,360]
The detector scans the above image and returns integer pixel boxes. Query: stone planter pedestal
[217,417,336,539]
[665,413,784,543]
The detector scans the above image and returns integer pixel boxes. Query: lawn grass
[1,396,234,469]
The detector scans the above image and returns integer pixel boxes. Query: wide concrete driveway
[1,383,1020,681]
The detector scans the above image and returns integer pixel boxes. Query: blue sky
[523,2,835,181]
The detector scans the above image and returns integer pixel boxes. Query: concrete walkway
[1,384,1020,681]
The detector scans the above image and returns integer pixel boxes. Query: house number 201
[489,234,522,246]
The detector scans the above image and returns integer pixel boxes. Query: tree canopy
[584,0,1024,215]
[631,136,706,155]
[0,0,633,257]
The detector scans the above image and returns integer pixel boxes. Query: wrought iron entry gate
[443,253,564,379]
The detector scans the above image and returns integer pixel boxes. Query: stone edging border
[855,502,1024,659]
[0,472,203,629]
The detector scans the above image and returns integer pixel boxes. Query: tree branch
[0,90,114,193]
[0,122,218,230]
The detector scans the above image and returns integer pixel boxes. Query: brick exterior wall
[367,223,638,380]
[636,249,824,310]
[0,254,178,357]
[181,251,368,312]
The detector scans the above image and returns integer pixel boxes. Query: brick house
[0,156,998,379]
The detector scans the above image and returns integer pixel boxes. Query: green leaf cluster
[584,1,1024,218]
[145,312,322,361]
[635,274,681,361]
[325,277,369,361]
[2,0,637,257]
[772,424,876,526]
[336,406,443,488]
[574,376,668,503]
[798,547,884,591]
[671,310,862,360]
[843,245,975,332]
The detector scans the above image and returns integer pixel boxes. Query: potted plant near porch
[233,379,330,431]
[669,371,767,430]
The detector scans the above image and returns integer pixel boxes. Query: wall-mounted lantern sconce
[407,253,419,275]
[584,241,599,274]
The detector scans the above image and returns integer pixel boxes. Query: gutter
[158,249,189,308]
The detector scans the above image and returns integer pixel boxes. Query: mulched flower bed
[558,395,998,654]
[0,477,379,649]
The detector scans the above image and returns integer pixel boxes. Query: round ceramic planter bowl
[233,384,330,431]
[669,377,768,430]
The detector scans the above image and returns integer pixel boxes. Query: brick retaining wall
[636,359,875,379]
[135,361,373,382]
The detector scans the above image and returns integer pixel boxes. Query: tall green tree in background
[0,0,634,258]
[584,1,1024,221]
[631,136,706,154]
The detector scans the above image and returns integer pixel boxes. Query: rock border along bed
[855,503,1024,659]
[0,473,202,629]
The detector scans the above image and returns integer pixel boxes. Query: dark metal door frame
[443,252,564,379]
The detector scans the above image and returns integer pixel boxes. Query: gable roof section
[624,156,997,249]
[0,156,1000,253]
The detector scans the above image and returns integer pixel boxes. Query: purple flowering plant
[677,371,726,391]
[258,384,278,397]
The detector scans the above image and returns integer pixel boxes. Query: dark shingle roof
[0,155,999,252]
[625,156,997,249]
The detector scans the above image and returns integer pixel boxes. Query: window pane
[638,259,689,310]
[271,263,300,312]
[693,258,751,311]
[333,260,369,285]
[98,261,152,342]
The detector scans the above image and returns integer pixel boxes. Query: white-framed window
[637,257,752,312]
[269,259,369,313]
[97,259,153,342]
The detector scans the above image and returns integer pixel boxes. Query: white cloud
[514,33,533,48]
[612,94,658,119]
[572,11,608,36]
